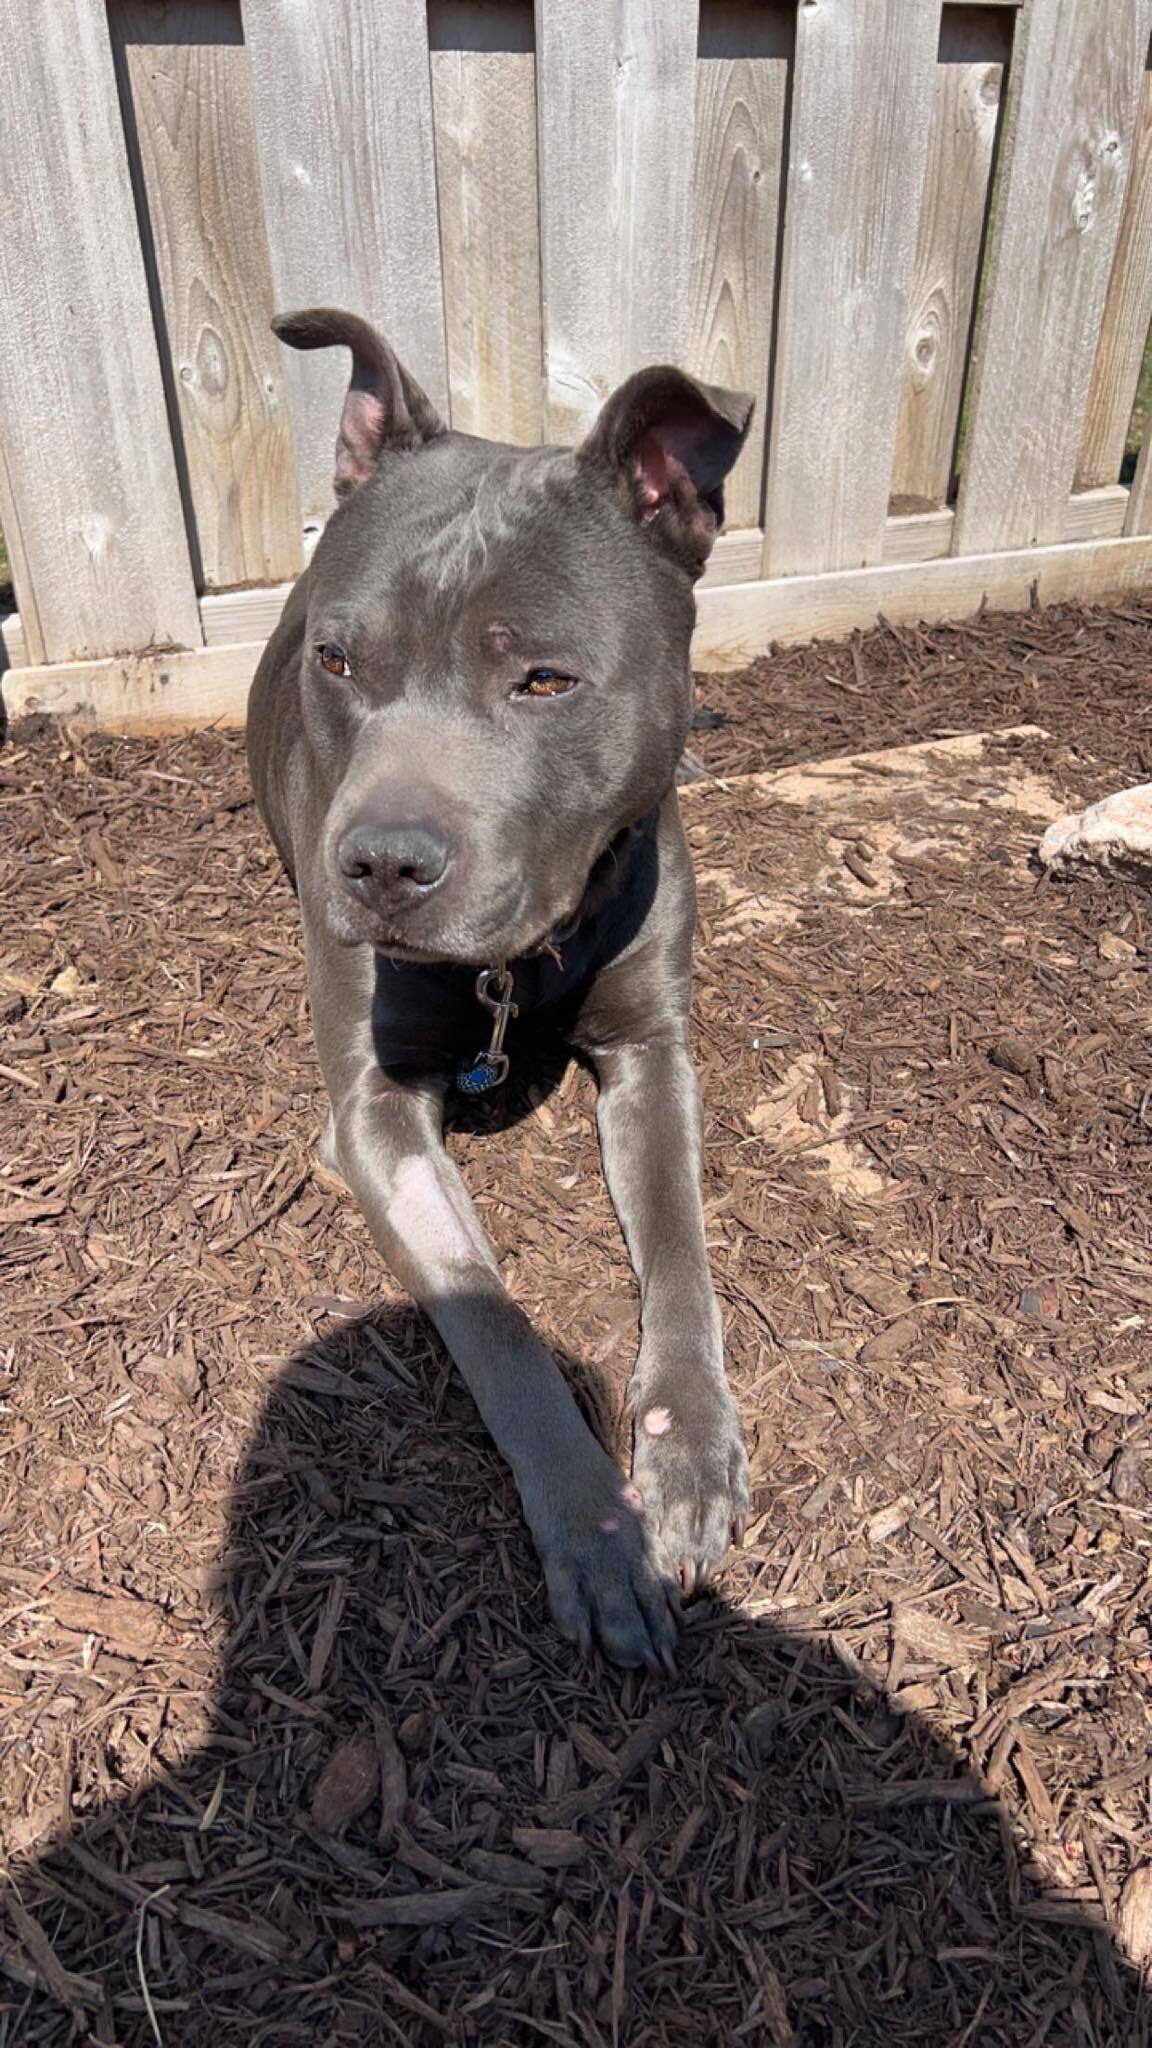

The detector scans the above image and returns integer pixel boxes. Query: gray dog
[247,310,751,1669]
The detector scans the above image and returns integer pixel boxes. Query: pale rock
[1038,784,1152,883]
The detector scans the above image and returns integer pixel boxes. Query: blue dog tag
[456,966,516,1095]
[456,1051,507,1096]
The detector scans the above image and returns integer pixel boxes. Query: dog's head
[277,308,752,966]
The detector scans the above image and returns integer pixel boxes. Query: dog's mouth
[361,820,643,970]
[365,896,551,970]
[370,906,578,971]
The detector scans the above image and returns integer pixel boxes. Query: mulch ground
[688,597,1152,789]
[2,598,1151,2047]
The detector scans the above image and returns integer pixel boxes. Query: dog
[247,309,751,1669]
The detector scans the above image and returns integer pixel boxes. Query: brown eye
[318,643,351,678]
[519,667,577,699]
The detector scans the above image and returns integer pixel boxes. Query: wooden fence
[3,0,1152,728]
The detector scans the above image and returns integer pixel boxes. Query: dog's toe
[631,1387,749,1596]
[536,1477,681,1671]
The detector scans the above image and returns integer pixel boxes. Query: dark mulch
[691,597,1152,792]
[2,599,1151,2046]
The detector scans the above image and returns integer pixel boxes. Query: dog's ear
[273,307,445,499]
[577,367,753,571]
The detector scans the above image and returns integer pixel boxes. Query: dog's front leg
[325,1076,678,1668]
[591,1036,749,1593]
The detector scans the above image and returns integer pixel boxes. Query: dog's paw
[525,1460,681,1671]
[630,1381,749,1597]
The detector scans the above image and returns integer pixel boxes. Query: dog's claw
[732,1513,747,1548]
[680,1556,696,1599]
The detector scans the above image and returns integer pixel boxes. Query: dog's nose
[337,821,451,903]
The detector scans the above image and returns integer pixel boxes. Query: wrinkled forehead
[315,438,564,586]
[308,436,650,661]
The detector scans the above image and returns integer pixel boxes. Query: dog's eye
[518,668,577,699]
[317,643,351,678]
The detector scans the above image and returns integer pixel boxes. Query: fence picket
[430,1,544,445]
[241,0,448,526]
[954,0,1152,555]
[687,3,790,533]
[0,0,201,664]
[112,2,302,591]
[1077,64,1152,493]
[762,0,940,578]
[535,0,699,445]
[890,11,1009,512]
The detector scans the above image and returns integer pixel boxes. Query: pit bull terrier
[247,309,752,1669]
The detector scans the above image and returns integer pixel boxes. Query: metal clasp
[471,964,518,1086]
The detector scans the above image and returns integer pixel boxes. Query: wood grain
[762,0,940,578]
[883,509,955,565]
[0,437,44,668]
[536,0,699,445]
[200,584,293,649]
[4,643,260,730]
[429,1,543,444]
[241,0,448,523]
[954,0,1152,554]
[1125,415,1152,533]
[882,485,1132,562]
[687,4,790,532]
[0,0,201,663]
[112,2,302,590]
[1077,64,1152,491]
[1063,483,1129,541]
[891,12,1009,509]
[699,528,766,588]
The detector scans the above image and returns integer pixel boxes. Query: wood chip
[335,1886,500,1928]
[1117,1866,1152,1970]
[310,1728,379,1837]
[48,1587,173,1658]
[511,1827,587,1870]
